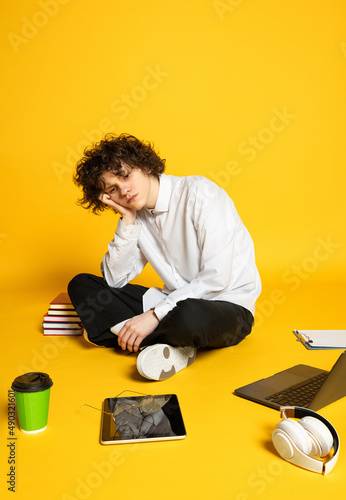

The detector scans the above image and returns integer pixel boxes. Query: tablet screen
[100,393,186,444]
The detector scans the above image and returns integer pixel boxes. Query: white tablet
[100,393,186,445]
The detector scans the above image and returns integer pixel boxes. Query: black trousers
[67,273,254,349]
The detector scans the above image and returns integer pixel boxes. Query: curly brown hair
[73,133,166,213]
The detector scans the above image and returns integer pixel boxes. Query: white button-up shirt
[101,174,261,320]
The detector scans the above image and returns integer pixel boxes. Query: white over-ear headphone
[272,406,340,475]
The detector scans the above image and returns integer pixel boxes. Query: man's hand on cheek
[99,192,119,211]
[98,193,136,224]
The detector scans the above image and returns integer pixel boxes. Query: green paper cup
[11,373,53,434]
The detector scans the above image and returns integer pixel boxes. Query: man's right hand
[99,193,136,225]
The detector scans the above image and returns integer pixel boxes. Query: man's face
[100,167,158,210]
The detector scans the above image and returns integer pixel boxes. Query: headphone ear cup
[299,417,334,457]
[274,419,312,456]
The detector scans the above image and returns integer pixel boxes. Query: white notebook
[294,330,346,349]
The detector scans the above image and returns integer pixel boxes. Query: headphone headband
[277,406,340,475]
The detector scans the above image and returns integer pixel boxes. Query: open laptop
[234,351,346,411]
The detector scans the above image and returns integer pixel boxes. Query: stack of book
[43,292,83,336]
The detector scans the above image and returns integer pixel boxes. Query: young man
[68,133,261,381]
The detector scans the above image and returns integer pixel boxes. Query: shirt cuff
[153,303,172,322]
[115,218,141,239]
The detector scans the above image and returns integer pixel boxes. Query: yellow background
[1,1,346,499]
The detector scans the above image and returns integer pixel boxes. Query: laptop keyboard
[265,372,328,407]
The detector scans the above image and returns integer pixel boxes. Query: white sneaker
[137,344,197,381]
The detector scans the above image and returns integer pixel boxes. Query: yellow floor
[1,278,345,500]
[2,0,346,498]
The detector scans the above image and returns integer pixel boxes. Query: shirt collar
[146,174,171,214]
